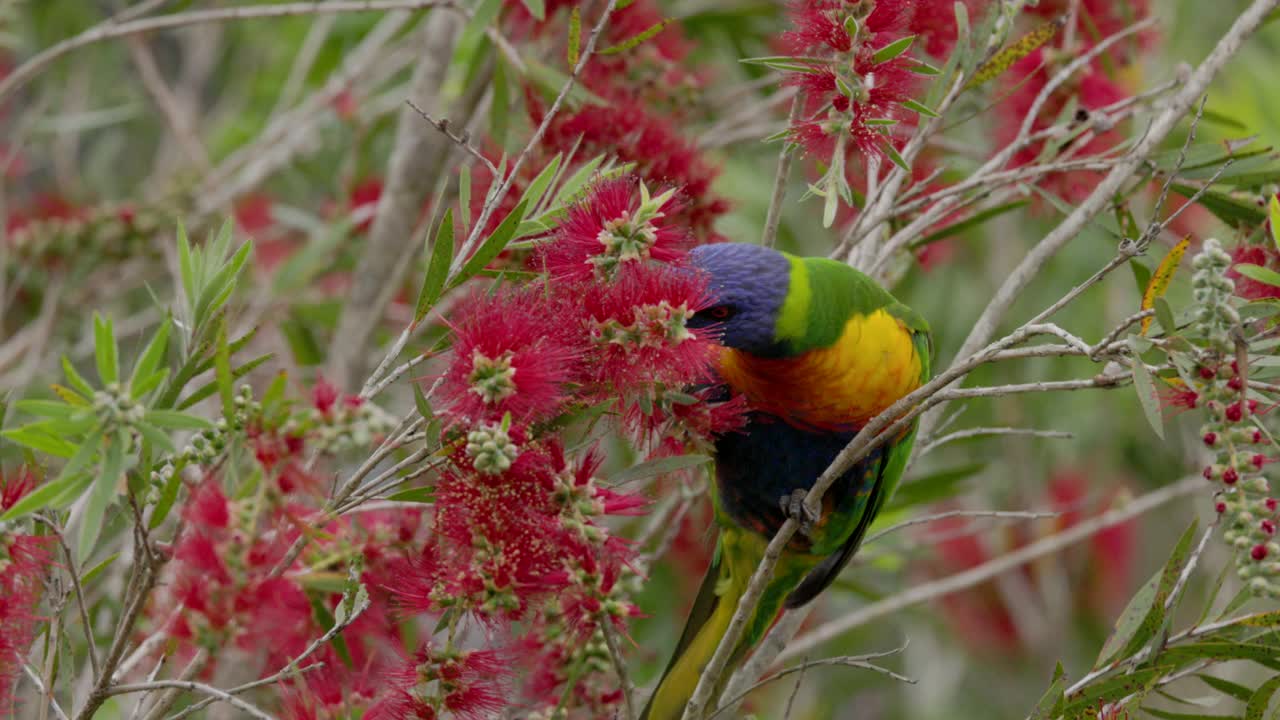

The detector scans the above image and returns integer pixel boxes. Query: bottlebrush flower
[1027,0,1154,61]
[368,644,509,720]
[438,288,580,425]
[781,1,921,162]
[579,262,716,394]
[996,48,1130,201]
[538,177,690,281]
[1,468,53,714]
[534,99,729,240]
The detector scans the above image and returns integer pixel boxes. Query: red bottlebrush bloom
[579,263,716,393]
[438,288,580,425]
[1228,244,1280,300]
[1,536,53,713]
[909,0,989,57]
[0,466,37,512]
[535,99,729,240]
[1027,0,1154,61]
[371,643,510,720]
[312,375,342,416]
[997,49,1130,201]
[183,477,230,529]
[1252,543,1270,561]
[537,177,691,281]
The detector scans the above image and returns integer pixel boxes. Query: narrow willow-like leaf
[1028,663,1065,720]
[0,425,78,458]
[1130,340,1164,440]
[610,454,710,486]
[600,19,670,55]
[215,321,235,419]
[518,155,563,217]
[882,141,910,171]
[1142,237,1190,335]
[415,208,455,324]
[79,431,123,561]
[94,313,118,385]
[63,356,95,398]
[871,35,915,64]
[452,200,529,287]
[129,317,171,394]
[965,17,1062,89]
[901,98,940,117]
[145,409,214,431]
[1270,195,1280,251]
[1236,263,1280,288]
[567,6,581,66]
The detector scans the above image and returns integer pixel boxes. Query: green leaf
[415,208,455,324]
[413,383,434,420]
[1144,710,1242,720]
[459,164,472,235]
[1154,297,1178,337]
[177,222,195,308]
[567,6,581,66]
[1129,340,1164,440]
[871,35,915,64]
[79,431,124,561]
[900,98,940,118]
[519,155,564,216]
[149,460,186,530]
[490,55,510,146]
[131,369,170,400]
[600,19,670,55]
[94,313,119,385]
[195,235,252,325]
[882,141,910,172]
[1029,663,1066,720]
[215,321,235,419]
[281,315,324,367]
[452,200,528,287]
[1248,674,1280,719]
[1200,674,1255,702]
[1095,519,1198,667]
[1163,643,1280,670]
[1171,184,1267,228]
[1131,259,1153,300]
[134,421,176,454]
[62,356,96,398]
[1063,667,1166,713]
[15,400,76,420]
[144,409,213,431]
[1,425,78,458]
[1270,195,1280,253]
[552,155,607,207]
[610,454,710,486]
[1,444,98,521]
[177,354,271,410]
[129,317,171,396]
[80,551,120,586]
[1235,263,1280,288]
[386,486,436,504]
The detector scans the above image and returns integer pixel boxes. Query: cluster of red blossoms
[382,175,742,716]
[1,469,55,715]
[998,0,1153,202]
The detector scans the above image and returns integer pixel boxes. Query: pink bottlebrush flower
[438,288,580,425]
[909,0,990,57]
[1156,379,1198,415]
[579,263,717,393]
[349,177,385,234]
[1027,0,1154,61]
[1228,244,1280,300]
[538,177,691,281]
[0,466,37,512]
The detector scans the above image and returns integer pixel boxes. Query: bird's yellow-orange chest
[717,309,922,429]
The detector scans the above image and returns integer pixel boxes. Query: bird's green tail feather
[641,527,812,720]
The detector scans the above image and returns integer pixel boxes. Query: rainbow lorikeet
[641,243,932,720]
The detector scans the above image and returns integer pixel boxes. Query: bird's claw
[779,489,817,537]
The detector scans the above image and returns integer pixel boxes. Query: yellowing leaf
[1141,237,1190,335]
[966,17,1064,90]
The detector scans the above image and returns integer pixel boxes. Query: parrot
[640,243,932,720]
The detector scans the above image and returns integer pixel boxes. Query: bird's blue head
[687,243,791,356]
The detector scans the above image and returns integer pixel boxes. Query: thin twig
[777,475,1203,664]
[863,508,1061,545]
[916,426,1074,457]
[762,94,805,249]
[22,664,71,720]
[106,679,273,720]
[601,619,637,720]
[406,99,500,176]
[709,646,914,720]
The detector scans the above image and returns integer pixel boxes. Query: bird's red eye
[708,305,733,320]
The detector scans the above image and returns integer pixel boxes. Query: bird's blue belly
[713,412,885,553]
